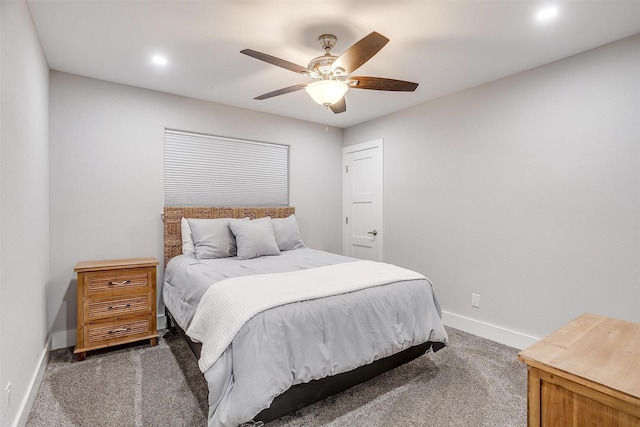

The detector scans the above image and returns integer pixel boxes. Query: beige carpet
[26,327,526,426]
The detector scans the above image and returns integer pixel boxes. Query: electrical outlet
[472,293,480,308]
[4,382,11,417]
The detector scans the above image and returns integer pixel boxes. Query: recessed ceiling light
[152,55,168,66]
[536,7,558,21]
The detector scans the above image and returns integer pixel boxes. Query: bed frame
[162,206,444,423]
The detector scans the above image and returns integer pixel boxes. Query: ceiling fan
[241,32,418,114]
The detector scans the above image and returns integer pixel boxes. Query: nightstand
[74,257,159,361]
[518,313,640,426]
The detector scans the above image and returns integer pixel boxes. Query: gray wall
[49,71,344,348]
[344,35,640,343]
[1,2,50,425]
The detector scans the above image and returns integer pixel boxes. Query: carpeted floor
[26,327,526,426]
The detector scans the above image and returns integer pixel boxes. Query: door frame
[342,139,384,259]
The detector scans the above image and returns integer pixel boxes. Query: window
[164,129,289,206]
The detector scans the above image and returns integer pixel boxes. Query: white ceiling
[27,1,640,128]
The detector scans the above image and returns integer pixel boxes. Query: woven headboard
[163,206,295,266]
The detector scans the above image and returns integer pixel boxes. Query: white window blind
[164,129,289,206]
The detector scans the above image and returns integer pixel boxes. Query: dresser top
[518,313,640,399]
[74,257,159,272]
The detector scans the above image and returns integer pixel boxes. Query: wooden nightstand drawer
[84,269,150,296]
[86,294,151,321]
[74,257,159,361]
[85,317,153,345]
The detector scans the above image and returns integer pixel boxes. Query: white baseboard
[13,336,51,427]
[51,313,169,350]
[442,310,539,350]
[52,311,533,350]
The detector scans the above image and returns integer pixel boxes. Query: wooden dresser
[74,257,159,361]
[518,313,640,426]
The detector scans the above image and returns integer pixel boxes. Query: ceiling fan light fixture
[305,80,349,107]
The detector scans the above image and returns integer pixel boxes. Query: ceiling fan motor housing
[308,34,344,78]
[308,54,338,77]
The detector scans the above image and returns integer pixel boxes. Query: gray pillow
[271,214,305,251]
[181,218,195,257]
[229,217,281,260]
[187,218,238,259]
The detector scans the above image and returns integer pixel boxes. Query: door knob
[367,230,378,236]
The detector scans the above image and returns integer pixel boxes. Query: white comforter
[187,260,425,372]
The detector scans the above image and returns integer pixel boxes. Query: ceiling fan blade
[330,97,347,114]
[348,76,418,92]
[241,49,313,75]
[331,32,389,75]
[254,83,308,100]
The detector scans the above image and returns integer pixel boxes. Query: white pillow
[229,217,281,260]
[271,214,305,251]
[187,218,239,259]
[181,218,195,257]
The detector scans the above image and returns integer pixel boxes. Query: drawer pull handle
[108,327,131,334]
[107,304,131,310]
[108,280,130,286]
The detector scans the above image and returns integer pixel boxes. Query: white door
[343,139,383,261]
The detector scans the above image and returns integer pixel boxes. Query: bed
[162,206,448,426]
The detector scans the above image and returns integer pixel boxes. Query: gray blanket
[163,248,449,426]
